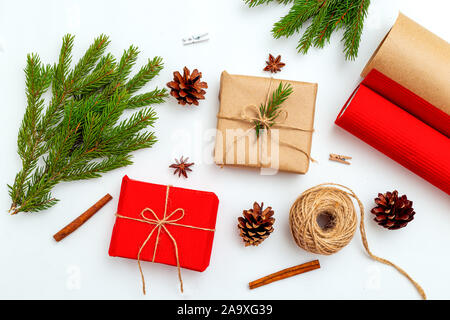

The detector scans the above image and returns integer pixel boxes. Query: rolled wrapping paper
[336,85,450,194]
[336,12,450,194]
[362,69,450,137]
[361,13,450,135]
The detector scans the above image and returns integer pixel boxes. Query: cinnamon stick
[249,260,320,290]
[53,193,113,242]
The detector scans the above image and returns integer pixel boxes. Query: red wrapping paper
[109,175,219,271]
[335,83,450,194]
[363,70,450,137]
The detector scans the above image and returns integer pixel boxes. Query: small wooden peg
[329,153,352,165]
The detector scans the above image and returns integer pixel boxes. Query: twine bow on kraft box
[214,71,318,174]
[108,175,219,294]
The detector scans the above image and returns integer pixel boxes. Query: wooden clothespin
[329,153,352,165]
[182,33,209,45]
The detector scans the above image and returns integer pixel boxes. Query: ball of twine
[289,183,426,300]
[289,185,357,255]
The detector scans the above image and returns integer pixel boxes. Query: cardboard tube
[362,13,450,115]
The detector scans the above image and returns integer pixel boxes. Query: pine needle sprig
[126,88,167,110]
[8,34,168,215]
[68,34,110,83]
[255,82,293,137]
[296,0,339,54]
[272,0,323,39]
[245,0,371,60]
[72,54,116,98]
[125,56,164,95]
[11,55,54,206]
[342,0,370,59]
[244,0,294,7]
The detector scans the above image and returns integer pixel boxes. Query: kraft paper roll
[362,13,450,116]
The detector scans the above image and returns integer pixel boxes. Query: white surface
[0,0,449,300]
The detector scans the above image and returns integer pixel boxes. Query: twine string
[115,185,215,295]
[216,77,315,166]
[289,183,426,300]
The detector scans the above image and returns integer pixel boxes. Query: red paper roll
[363,70,450,137]
[335,84,450,194]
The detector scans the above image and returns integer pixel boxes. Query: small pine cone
[238,202,275,246]
[167,66,208,106]
[371,190,415,230]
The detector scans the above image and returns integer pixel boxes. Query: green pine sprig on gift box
[244,0,371,60]
[8,34,168,215]
[255,82,293,137]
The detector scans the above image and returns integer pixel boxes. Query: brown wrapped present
[214,71,318,174]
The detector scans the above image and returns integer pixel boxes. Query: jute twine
[289,183,426,300]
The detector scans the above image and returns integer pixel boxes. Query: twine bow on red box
[115,185,215,294]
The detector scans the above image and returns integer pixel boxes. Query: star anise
[263,54,285,73]
[169,156,194,178]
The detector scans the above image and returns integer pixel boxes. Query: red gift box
[109,175,219,292]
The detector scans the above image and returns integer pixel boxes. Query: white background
[0,0,449,300]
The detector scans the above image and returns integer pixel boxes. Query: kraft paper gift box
[214,71,318,174]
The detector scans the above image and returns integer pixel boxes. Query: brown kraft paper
[214,71,317,174]
[362,12,450,115]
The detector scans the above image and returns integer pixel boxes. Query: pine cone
[167,66,208,106]
[371,190,415,230]
[238,202,275,246]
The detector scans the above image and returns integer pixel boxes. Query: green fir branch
[72,54,116,97]
[8,54,54,209]
[102,45,139,98]
[69,34,110,83]
[247,0,371,60]
[272,0,323,39]
[297,1,338,54]
[9,34,167,215]
[342,0,370,60]
[125,56,164,95]
[62,154,133,182]
[126,88,167,109]
[244,0,294,7]
[52,34,74,97]
[255,82,293,137]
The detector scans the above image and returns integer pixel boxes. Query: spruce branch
[69,34,110,83]
[8,54,54,210]
[246,0,371,60]
[102,45,139,98]
[9,34,167,215]
[297,0,339,54]
[125,56,164,95]
[126,88,167,109]
[272,0,323,39]
[244,0,294,7]
[342,0,370,59]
